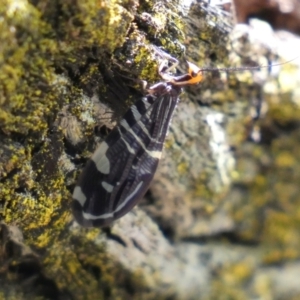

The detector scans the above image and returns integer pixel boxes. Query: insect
[72,57,204,227]
[72,53,296,227]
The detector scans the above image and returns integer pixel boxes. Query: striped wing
[72,83,181,227]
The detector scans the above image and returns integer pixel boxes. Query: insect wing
[72,85,179,227]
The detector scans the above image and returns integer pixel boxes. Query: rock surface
[0,0,300,299]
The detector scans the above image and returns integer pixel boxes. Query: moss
[204,259,255,300]
[0,0,188,298]
[206,281,248,300]
[231,112,300,262]
[2,0,299,298]
[38,229,150,300]
[0,0,64,235]
[0,0,138,233]
[225,63,300,264]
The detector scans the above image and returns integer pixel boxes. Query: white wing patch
[101,181,114,192]
[91,142,110,174]
[73,186,87,206]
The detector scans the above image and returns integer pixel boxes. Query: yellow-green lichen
[39,229,149,300]
[0,0,194,298]
[226,63,300,264]
[0,0,137,237]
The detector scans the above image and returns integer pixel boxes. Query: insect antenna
[199,56,299,73]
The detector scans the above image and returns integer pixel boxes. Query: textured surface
[1,0,300,299]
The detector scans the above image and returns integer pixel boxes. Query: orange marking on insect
[159,61,204,86]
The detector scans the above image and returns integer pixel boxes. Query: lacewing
[72,53,295,227]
